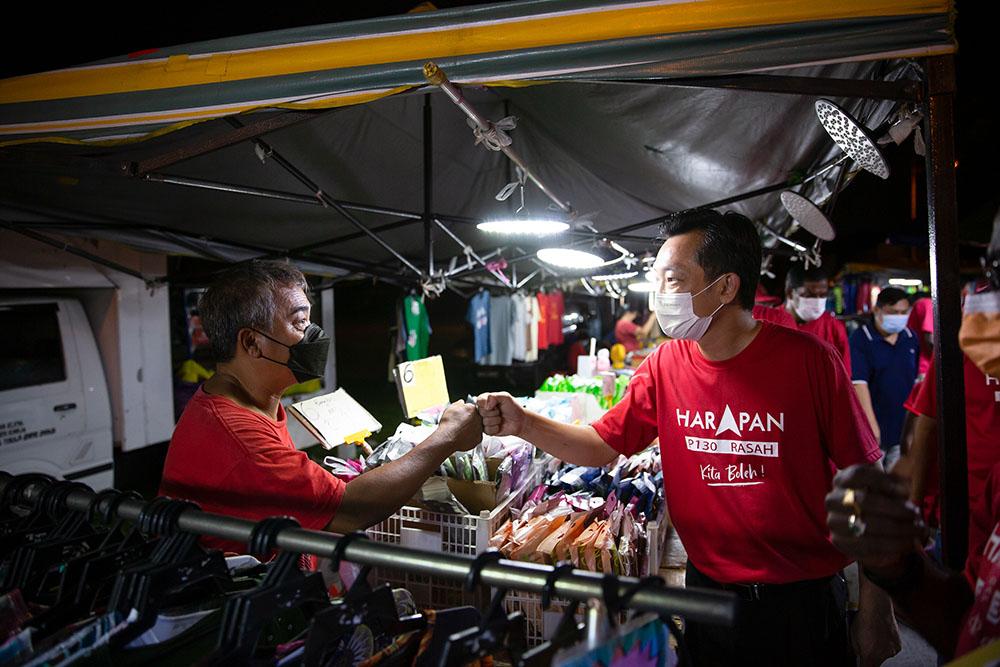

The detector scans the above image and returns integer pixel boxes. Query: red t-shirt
[614,318,640,352]
[957,463,1000,655]
[752,304,796,329]
[536,292,550,350]
[907,298,935,379]
[911,355,1000,549]
[549,290,565,345]
[799,312,852,375]
[591,321,881,584]
[160,386,346,553]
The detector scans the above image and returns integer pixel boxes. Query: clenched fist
[476,392,528,438]
[436,400,483,452]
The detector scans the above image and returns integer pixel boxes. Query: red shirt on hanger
[160,387,345,553]
[549,290,565,345]
[536,292,550,350]
[592,321,880,584]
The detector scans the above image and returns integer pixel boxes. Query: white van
[0,297,114,489]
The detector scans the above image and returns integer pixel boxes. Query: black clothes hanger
[26,489,151,639]
[2,481,96,598]
[438,550,526,667]
[603,574,691,667]
[516,562,583,667]
[0,474,59,554]
[107,498,232,649]
[207,516,329,664]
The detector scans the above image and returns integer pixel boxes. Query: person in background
[785,264,852,374]
[826,222,1000,660]
[752,283,797,329]
[160,260,483,555]
[479,209,897,666]
[849,287,918,469]
[907,295,935,381]
[614,293,657,352]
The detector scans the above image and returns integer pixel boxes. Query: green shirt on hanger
[403,295,430,361]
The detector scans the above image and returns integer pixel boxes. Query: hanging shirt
[591,321,880,584]
[798,311,852,375]
[536,292,550,351]
[487,294,514,366]
[549,290,566,345]
[752,304,797,329]
[526,296,541,362]
[160,387,346,553]
[403,295,430,361]
[466,290,491,364]
[907,297,935,379]
[849,323,919,449]
[911,355,1000,551]
[511,294,528,362]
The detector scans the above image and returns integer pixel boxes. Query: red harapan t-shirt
[592,321,881,584]
[957,463,1000,656]
[160,386,346,553]
[799,311,852,376]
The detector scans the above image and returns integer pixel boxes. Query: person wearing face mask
[785,265,852,374]
[826,223,1000,661]
[476,209,896,666]
[849,287,919,469]
[159,260,483,554]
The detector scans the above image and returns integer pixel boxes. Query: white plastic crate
[504,498,671,646]
[366,462,545,609]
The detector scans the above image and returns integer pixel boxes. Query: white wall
[0,231,174,451]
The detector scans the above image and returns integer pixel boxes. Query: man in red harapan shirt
[478,210,894,666]
[160,260,482,554]
[785,264,852,374]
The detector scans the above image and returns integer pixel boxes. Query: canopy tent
[0,0,967,564]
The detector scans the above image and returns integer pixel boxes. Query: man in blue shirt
[850,286,919,468]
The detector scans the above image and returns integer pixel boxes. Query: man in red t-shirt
[907,297,935,380]
[784,264,852,375]
[478,210,891,665]
[160,260,482,554]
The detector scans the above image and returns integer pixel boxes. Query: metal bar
[131,111,317,175]
[8,481,736,628]
[923,55,966,570]
[433,218,511,287]
[604,74,921,102]
[286,218,421,255]
[226,118,424,278]
[424,94,435,276]
[424,63,572,214]
[0,220,155,284]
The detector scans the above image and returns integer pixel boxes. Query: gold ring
[842,488,861,515]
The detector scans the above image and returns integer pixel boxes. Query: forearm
[907,416,938,503]
[853,383,880,436]
[327,433,453,533]
[520,413,618,467]
[864,556,972,658]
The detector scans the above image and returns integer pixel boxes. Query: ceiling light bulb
[537,248,606,269]
[477,219,570,235]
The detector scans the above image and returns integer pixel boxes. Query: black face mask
[253,323,330,383]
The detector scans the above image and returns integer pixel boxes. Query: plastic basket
[366,462,545,609]
[503,498,672,646]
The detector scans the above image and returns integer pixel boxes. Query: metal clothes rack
[0,474,736,628]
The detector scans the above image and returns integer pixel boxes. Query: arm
[903,414,937,503]
[326,401,482,533]
[637,314,658,340]
[827,465,972,658]
[477,392,619,467]
[852,383,882,443]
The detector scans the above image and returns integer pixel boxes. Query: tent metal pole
[424,94,435,277]
[0,220,157,284]
[434,218,512,287]
[604,74,922,102]
[7,479,737,628]
[226,118,424,279]
[923,54,967,570]
[424,63,573,215]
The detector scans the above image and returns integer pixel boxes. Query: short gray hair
[199,260,307,362]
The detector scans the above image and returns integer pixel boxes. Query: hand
[435,400,483,452]
[476,392,528,438]
[825,464,927,570]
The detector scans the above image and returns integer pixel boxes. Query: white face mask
[653,274,726,340]
[878,312,910,335]
[793,295,827,322]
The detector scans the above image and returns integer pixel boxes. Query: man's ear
[238,329,262,358]
[721,273,741,305]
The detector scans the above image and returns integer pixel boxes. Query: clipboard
[288,387,381,450]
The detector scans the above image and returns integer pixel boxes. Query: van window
[0,303,67,391]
